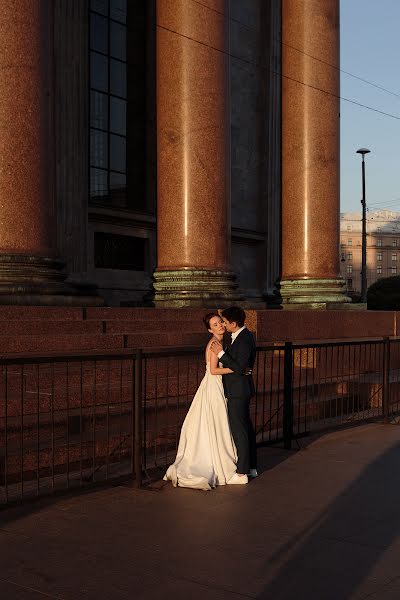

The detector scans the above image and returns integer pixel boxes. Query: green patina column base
[152,269,243,308]
[0,254,103,306]
[280,278,351,310]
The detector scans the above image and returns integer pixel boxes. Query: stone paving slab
[2,424,400,599]
[0,580,64,600]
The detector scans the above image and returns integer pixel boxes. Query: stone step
[84,307,221,321]
[0,320,103,336]
[125,331,208,348]
[0,307,84,321]
[0,318,207,337]
[0,306,215,324]
[105,319,207,334]
[0,331,209,356]
[0,334,125,355]
[0,306,239,357]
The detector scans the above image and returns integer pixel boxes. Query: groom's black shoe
[248,469,258,478]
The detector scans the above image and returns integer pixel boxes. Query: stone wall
[53,1,282,306]
[0,308,395,355]
[230,0,281,303]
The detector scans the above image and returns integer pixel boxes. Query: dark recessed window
[89,0,148,209]
[94,232,146,270]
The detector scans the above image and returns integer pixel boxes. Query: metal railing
[0,352,138,506]
[2,337,400,506]
[253,339,394,449]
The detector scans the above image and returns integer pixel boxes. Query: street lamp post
[356,148,371,303]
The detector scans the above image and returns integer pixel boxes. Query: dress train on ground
[164,364,237,491]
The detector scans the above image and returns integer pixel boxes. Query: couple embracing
[164,307,257,490]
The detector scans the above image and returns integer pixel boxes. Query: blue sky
[340,0,400,213]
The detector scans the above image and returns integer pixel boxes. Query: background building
[340,210,400,295]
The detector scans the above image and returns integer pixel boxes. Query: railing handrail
[0,336,400,365]
[2,335,400,365]
[291,338,386,350]
[0,350,137,365]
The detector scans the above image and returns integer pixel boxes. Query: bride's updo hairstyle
[203,312,220,331]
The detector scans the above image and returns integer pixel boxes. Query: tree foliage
[367,276,400,310]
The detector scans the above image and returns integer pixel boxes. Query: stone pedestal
[0,1,100,305]
[153,0,241,307]
[280,0,350,309]
[0,255,101,306]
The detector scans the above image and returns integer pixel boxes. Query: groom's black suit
[220,328,257,474]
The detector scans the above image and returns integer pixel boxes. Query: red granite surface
[0,307,83,320]
[0,334,124,355]
[0,320,102,336]
[85,307,209,321]
[0,307,395,358]
[256,310,395,342]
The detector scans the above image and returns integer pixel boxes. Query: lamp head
[356,148,371,156]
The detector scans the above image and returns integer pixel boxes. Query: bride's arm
[209,349,233,375]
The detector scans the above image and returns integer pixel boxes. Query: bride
[163,313,240,490]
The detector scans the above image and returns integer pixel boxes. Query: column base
[0,254,103,306]
[152,269,243,308]
[263,285,284,309]
[279,278,351,310]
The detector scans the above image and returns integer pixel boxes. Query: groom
[210,306,257,484]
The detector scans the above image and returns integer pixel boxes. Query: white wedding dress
[163,362,237,490]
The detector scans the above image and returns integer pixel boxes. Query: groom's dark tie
[224,332,233,352]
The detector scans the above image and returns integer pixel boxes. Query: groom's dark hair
[221,306,246,327]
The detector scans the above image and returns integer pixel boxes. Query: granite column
[280,0,350,307]
[0,0,98,305]
[153,0,241,307]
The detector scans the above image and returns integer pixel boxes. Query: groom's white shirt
[218,326,246,359]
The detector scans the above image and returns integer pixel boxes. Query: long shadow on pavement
[258,436,400,599]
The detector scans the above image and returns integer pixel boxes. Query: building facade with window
[340,211,400,295]
[0,0,347,309]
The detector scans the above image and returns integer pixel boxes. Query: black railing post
[283,342,294,449]
[134,349,143,487]
[382,337,390,424]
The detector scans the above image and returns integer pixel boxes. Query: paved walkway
[2,424,400,599]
